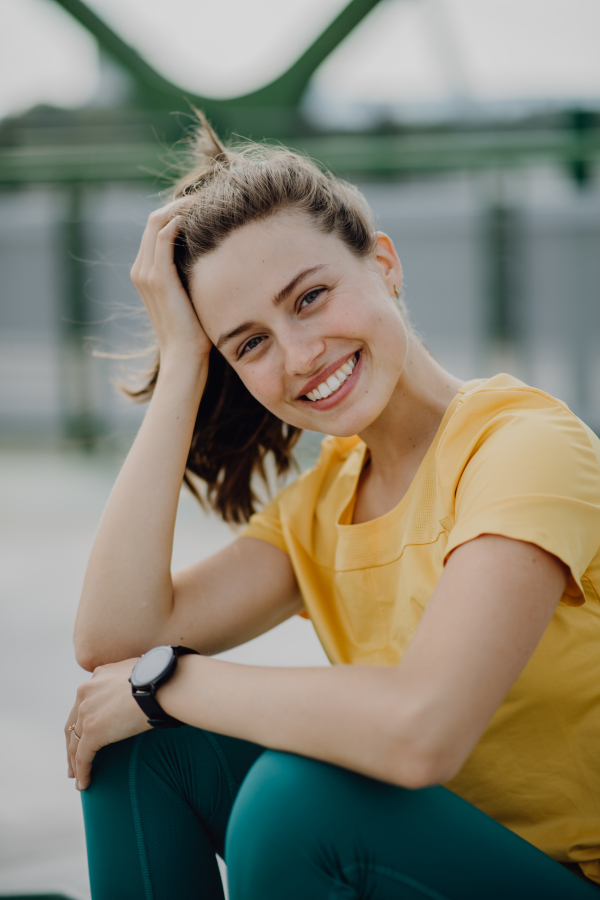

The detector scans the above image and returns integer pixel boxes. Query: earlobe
[373,231,402,294]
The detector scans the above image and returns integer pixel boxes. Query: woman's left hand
[65,658,151,790]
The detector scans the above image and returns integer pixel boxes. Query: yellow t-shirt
[242,373,600,881]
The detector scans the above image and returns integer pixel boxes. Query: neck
[358,336,463,482]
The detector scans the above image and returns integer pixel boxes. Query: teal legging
[81,726,599,899]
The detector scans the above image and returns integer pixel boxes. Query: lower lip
[298,351,362,411]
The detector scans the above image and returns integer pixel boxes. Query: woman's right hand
[130,203,212,365]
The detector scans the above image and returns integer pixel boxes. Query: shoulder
[439,375,600,602]
[437,373,600,485]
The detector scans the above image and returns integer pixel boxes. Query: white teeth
[305,353,358,401]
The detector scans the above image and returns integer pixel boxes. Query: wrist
[153,353,209,403]
[159,348,210,382]
[130,646,200,729]
[156,653,204,724]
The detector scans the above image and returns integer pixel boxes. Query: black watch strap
[131,689,186,729]
[131,645,199,729]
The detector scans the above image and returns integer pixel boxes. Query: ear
[373,232,402,296]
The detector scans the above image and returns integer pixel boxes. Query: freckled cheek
[339,296,385,332]
[239,366,285,411]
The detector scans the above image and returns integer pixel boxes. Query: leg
[226,752,600,899]
[81,726,264,900]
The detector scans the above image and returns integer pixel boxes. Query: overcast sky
[1,0,600,121]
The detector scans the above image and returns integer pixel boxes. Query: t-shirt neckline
[336,380,481,533]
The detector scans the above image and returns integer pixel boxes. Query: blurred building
[1,0,600,445]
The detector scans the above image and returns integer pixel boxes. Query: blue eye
[299,288,323,309]
[240,335,264,356]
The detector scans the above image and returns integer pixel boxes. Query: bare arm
[70,534,568,788]
[157,534,568,787]
[74,206,301,670]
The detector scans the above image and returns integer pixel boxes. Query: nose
[281,330,326,378]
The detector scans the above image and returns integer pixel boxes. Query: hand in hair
[130,202,212,365]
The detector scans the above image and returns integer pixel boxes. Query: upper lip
[296,350,359,399]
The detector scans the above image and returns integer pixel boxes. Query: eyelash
[299,287,324,309]
[239,336,264,356]
[238,287,326,357]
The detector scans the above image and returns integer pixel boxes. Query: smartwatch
[130,645,199,729]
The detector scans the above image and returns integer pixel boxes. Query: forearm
[75,357,207,669]
[158,656,436,788]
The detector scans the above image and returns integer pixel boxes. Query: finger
[150,218,206,334]
[153,216,187,278]
[68,731,80,781]
[132,202,181,282]
[66,733,74,777]
[65,700,79,777]
[74,735,97,791]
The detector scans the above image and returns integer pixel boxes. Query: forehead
[188,211,351,334]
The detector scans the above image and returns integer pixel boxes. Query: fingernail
[76,780,81,790]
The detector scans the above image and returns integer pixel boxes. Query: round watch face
[131,646,174,689]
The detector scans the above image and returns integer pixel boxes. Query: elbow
[388,748,461,790]
[74,640,101,673]
[73,621,96,671]
[74,626,148,671]
[73,615,127,671]
[77,657,97,674]
[73,608,103,670]
[74,627,111,672]
[381,707,465,790]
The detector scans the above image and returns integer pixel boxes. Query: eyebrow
[215,264,327,352]
[215,320,260,352]
[273,265,325,306]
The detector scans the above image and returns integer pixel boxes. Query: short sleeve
[442,402,600,603]
[241,492,288,555]
[242,484,317,618]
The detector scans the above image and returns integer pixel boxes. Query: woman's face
[189,210,407,437]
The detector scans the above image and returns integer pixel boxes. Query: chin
[305,401,388,439]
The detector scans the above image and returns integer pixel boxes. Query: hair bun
[174,109,230,198]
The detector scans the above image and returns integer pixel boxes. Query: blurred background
[1,0,599,897]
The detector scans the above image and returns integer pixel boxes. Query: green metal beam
[51,0,183,108]
[225,0,385,108]
[2,128,598,185]
[60,184,99,447]
[0,141,168,184]
[52,0,385,111]
[298,128,600,174]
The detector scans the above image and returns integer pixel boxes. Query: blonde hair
[172,113,377,290]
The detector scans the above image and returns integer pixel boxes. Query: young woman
[65,117,600,899]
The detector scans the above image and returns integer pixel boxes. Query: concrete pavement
[0,447,328,898]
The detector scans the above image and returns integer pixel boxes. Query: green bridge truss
[0,0,598,448]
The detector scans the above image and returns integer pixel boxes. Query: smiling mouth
[303,352,359,401]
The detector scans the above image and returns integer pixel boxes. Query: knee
[225,751,352,895]
[227,751,319,843]
[225,752,310,894]
[88,727,220,809]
